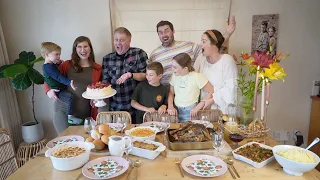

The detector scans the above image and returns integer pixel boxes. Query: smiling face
[157,25,175,47]
[114,32,131,55]
[268,27,275,37]
[46,51,61,64]
[200,34,218,57]
[146,69,162,86]
[76,41,91,60]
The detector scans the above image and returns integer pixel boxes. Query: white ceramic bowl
[130,139,166,160]
[45,141,94,171]
[125,126,158,141]
[273,145,320,176]
[232,142,274,168]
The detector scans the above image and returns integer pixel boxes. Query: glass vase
[239,95,255,126]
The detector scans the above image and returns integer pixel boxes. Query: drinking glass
[84,117,93,133]
[90,118,97,130]
[161,116,170,135]
[121,137,133,162]
[212,132,224,157]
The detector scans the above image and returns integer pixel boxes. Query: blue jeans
[57,89,74,115]
[177,103,197,122]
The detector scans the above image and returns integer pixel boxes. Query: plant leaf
[30,56,45,64]
[0,65,11,78]
[28,68,44,84]
[12,72,32,90]
[14,51,36,65]
[3,64,28,78]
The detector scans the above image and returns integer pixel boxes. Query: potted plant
[0,51,45,143]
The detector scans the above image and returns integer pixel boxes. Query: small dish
[46,135,84,148]
[232,142,274,168]
[130,139,166,160]
[125,126,158,141]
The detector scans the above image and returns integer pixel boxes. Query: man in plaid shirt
[102,27,148,123]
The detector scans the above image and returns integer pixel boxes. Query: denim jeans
[177,103,197,122]
[57,89,74,115]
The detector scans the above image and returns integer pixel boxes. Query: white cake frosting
[86,82,113,97]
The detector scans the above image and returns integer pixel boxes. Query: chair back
[190,109,222,122]
[96,111,132,124]
[0,129,18,180]
[143,112,178,123]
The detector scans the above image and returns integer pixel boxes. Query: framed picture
[252,14,279,57]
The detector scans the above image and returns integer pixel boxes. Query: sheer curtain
[0,21,22,149]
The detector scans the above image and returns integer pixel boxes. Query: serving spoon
[306,137,319,151]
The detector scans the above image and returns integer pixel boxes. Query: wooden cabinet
[308,96,320,171]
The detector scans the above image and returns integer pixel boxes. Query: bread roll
[85,137,94,142]
[101,134,109,144]
[91,129,102,140]
[93,139,105,150]
[99,124,110,135]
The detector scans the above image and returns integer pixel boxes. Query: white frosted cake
[86,82,112,97]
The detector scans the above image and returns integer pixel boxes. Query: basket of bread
[85,123,126,151]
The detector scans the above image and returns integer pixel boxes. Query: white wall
[0,0,113,139]
[1,0,320,144]
[229,0,320,145]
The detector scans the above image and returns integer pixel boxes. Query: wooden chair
[0,129,18,180]
[96,111,132,124]
[190,109,222,122]
[143,112,178,123]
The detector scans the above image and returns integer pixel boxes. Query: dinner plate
[46,135,84,148]
[181,155,227,178]
[190,120,214,129]
[82,89,117,100]
[139,121,169,132]
[82,156,129,179]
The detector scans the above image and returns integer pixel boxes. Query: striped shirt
[149,41,201,85]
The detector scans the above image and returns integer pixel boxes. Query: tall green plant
[0,51,44,124]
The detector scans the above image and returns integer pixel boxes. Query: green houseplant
[0,51,45,143]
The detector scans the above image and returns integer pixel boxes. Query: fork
[174,158,184,178]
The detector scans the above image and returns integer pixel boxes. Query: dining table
[8,124,320,180]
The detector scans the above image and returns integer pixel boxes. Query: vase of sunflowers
[234,49,289,127]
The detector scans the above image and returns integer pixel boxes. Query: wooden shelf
[308,96,320,171]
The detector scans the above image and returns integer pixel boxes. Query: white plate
[82,156,129,179]
[46,135,84,148]
[190,120,214,129]
[139,121,169,133]
[82,89,117,100]
[181,155,227,177]
[232,142,274,168]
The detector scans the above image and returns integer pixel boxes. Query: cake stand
[82,89,117,107]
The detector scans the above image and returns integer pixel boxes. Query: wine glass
[121,136,133,162]
[90,118,97,130]
[212,132,224,157]
[229,131,245,149]
[84,117,93,133]
[161,116,170,135]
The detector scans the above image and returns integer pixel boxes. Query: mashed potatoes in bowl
[273,145,320,176]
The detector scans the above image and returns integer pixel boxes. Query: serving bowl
[273,145,320,176]
[125,126,158,141]
[130,139,166,160]
[45,141,94,171]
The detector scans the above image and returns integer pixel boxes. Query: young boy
[131,62,168,124]
[41,42,83,125]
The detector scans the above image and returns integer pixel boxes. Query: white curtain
[109,0,231,56]
[0,21,22,149]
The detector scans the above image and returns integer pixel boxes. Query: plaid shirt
[102,47,148,114]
